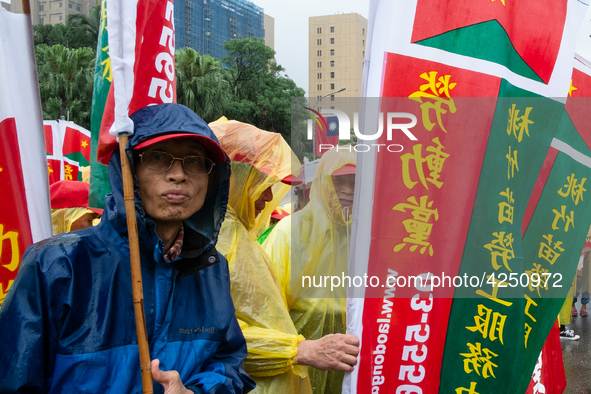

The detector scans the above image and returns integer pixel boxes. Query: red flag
[411,0,568,83]
[315,115,339,156]
[0,6,52,303]
[62,125,91,165]
[44,124,53,155]
[525,322,566,394]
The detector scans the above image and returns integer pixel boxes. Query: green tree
[36,45,95,128]
[67,2,101,50]
[222,37,307,156]
[32,3,100,49]
[175,48,232,122]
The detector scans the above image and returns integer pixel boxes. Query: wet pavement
[562,300,591,394]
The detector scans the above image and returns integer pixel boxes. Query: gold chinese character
[460,342,498,378]
[557,173,586,205]
[551,205,574,232]
[456,382,480,394]
[0,224,20,272]
[524,294,538,323]
[64,164,74,181]
[401,137,449,189]
[0,279,14,304]
[101,45,113,83]
[498,188,514,224]
[538,234,564,265]
[507,104,533,143]
[506,146,519,180]
[466,304,507,344]
[525,263,550,297]
[393,195,439,256]
[475,274,513,307]
[484,231,515,271]
[525,323,532,349]
[409,71,457,133]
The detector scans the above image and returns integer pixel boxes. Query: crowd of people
[0,103,359,393]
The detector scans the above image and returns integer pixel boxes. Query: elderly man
[0,104,254,394]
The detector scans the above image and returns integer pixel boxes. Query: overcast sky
[253,0,370,96]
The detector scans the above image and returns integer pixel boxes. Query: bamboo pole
[119,135,153,394]
[21,0,30,14]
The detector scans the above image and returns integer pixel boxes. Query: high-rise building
[7,0,94,26]
[174,0,269,59]
[309,13,367,101]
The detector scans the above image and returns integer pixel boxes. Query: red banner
[356,53,500,393]
[0,118,34,302]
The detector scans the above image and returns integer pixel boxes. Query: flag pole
[119,134,153,394]
[21,0,30,13]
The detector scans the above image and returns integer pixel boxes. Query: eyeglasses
[138,151,214,175]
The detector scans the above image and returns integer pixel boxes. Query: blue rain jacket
[0,104,255,394]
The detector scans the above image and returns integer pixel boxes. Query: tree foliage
[36,45,95,128]
[175,48,232,123]
[222,37,309,158]
[32,3,100,50]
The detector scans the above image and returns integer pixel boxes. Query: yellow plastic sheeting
[210,119,299,236]
[211,119,310,393]
[262,147,356,394]
[51,207,95,235]
[558,275,577,325]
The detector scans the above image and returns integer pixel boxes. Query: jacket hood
[209,119,300,236]
[105,104,231,267]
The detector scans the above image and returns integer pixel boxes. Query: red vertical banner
[0,118,34,303]
[524,322,566,394]
[355,53,501,393]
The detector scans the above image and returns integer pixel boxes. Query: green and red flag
[411,0,569,83]
[44,120,91,183]
[0,6,52,304]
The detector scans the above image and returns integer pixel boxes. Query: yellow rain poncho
[209,119,312,393]
[51,207,97,235]
[262,147,356,394]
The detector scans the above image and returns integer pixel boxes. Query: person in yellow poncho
[50,180,103,235]
[262,146,359,394]
[210,120,358,393]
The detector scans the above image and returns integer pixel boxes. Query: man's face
[331,174,355,210]
[135,138,211,227]
[254,186,274,218]
[70,212,100,232]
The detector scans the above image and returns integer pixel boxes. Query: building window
[330,49,334,56]
[68,2,72,8]
[317,73,322,79]
[248,25,253,37]
[331,83,335,90]
[317,27,322,34]
[362,28,365,36]
[317,61,322,68]
[317,39,321,45]
[59,14,62,20]
[75,3,80,10]
[59,2,62,7]
[331,72,334,78]
[317,50,322,56]
[330,60,334,67]
[330,38,334,44]
[363,40,365,47]
[331,106,335,109]
[318,84,322,91]
[39,17,44,24]
[330,95,335,101]
[330,26,334,33]
[39,3,44,10]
